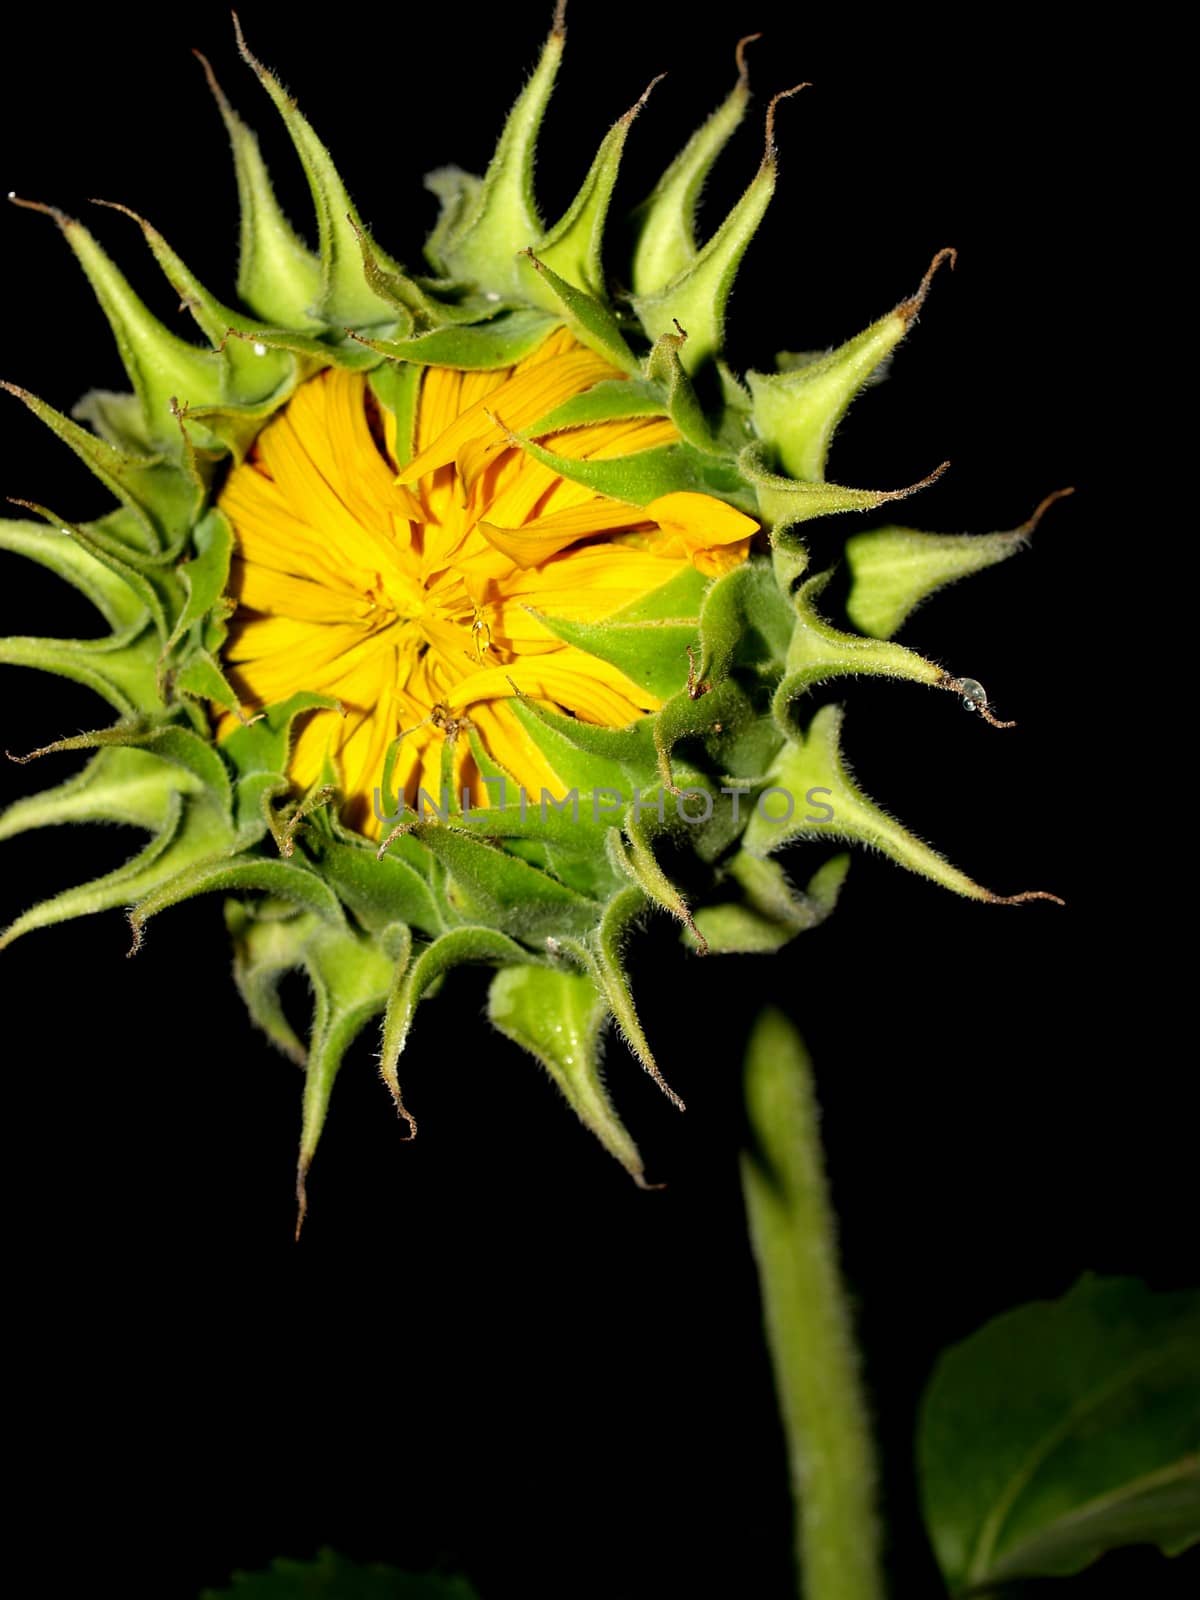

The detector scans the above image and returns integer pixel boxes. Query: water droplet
[957,677,987,710]
[484,291,501,303]
[252,341,267,356]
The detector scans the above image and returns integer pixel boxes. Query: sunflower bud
[1,11,1060,1217]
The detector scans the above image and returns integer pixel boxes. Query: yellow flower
[218,328,757,833]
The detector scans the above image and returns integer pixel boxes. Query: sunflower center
[216,329,757,834]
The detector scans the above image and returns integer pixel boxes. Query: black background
[0,4,1189,1597]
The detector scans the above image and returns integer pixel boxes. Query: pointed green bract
[1,16,1062,1210]
[559,883,684,1112]
[747,250,955,481]
[488,964,647,1183]
[0,518,149,629]
[631,89,806,373]
[646,330,723,453]
[0,790,231,951]
[0,622,161,716]
[631,150,776,374]
[773,570,950,731]
[0,746,189,841]
[536,608,697,701]
[518,252,641,373]
[2,384,197,548]
[96,201,298,403]
[533,77,661,301]
[743,705,1061,907]
[631,37,756,296]
[845,488,1072,638]
[428,20,564,298]
[377,924,533,1129]
[196,49,324,331]
[358,309,560,369]
[508,431,697,504]
[741,444,949,533]
[233,17,402,332]
[689,853,849,954]
[226,900,312,1064]
[295,920,395,1229]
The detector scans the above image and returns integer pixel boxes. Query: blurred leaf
[918,1276,1200,1593]
[201,1547,480,1598]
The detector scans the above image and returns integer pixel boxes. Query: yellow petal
[397,346,618,486]
[644,490,758,571]
[477,498,649,568]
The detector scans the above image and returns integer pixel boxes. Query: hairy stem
[740,1008,884,1600]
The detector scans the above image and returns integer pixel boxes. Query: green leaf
[201,1547,480,1599]
[488,964,647,1183]
[918,1275,1200,1593]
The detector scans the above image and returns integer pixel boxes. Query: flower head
[1,10,1061,1220]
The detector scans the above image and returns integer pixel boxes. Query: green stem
[740,1008,884,1600]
